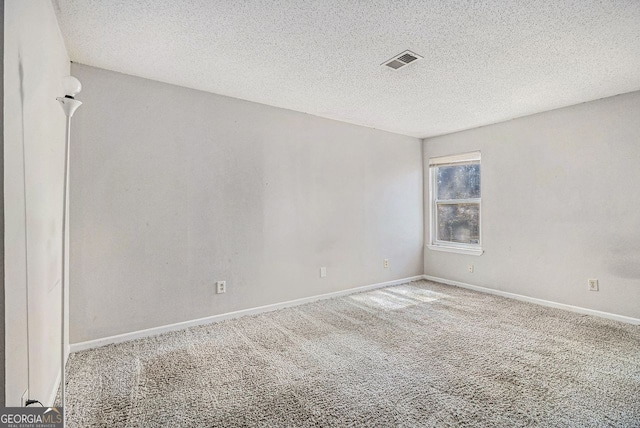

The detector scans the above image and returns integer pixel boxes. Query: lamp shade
[62,75,82,97]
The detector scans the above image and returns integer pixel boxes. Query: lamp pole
[56,76,82,417]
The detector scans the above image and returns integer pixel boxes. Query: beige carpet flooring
[64,280,640,427]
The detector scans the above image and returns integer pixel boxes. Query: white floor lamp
[56,76,82,414]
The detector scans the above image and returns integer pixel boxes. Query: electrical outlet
[383,259,389,268]
[216,281,226,294]
[320,267,327,278]
[468,264,474,273]
[588,279,598,291]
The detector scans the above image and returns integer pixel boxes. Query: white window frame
[427,151,483,256]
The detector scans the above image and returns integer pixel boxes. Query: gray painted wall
[4,0,70,405]
[423,91,640,319]
[69,64,424,343]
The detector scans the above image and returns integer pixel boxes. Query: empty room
[2,0,640,426]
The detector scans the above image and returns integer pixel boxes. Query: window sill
[426,245,484,256]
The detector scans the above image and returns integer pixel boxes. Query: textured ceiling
[53,0,640,138]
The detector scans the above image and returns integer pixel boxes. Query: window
[428,151,482,255]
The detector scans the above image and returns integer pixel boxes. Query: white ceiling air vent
[382,50,423,70]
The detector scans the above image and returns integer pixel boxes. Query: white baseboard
[423,275,640,325]
[70,275,425,353]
